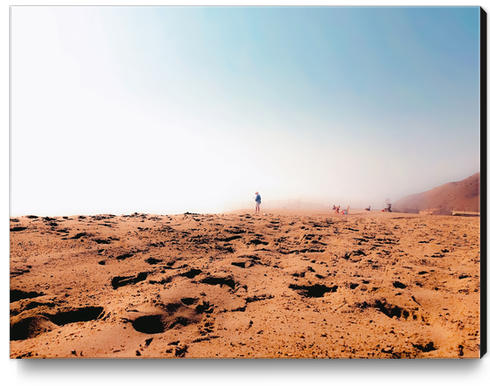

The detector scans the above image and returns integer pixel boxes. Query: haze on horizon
[11,6,481,216]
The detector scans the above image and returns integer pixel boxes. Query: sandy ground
[9,209,481,358]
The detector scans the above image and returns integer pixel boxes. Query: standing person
[254,192,261,214]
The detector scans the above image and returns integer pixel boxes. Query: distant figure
[365,205,371,211]
[254,192,261,214]
[332,205,336,210]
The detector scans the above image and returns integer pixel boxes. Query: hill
[394,172,480,214]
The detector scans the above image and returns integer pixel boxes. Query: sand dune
[394,172,480,214]
[10,210,481,358]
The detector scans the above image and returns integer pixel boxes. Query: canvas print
[10,6,483,358]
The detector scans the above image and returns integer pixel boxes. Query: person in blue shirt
[254,192,261,214]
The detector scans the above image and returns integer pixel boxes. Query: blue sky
[10,6,481,215]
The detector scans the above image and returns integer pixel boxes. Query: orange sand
[10,209,481,358]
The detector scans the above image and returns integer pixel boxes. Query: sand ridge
[394,172,480,214]
[10,210,481,358]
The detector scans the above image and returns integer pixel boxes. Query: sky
[10,5,481,216]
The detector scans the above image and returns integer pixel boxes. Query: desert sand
[10,209,481,358]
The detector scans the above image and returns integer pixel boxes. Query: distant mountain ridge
[394,172,480,214]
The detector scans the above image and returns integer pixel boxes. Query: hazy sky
[10,6,481,215]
